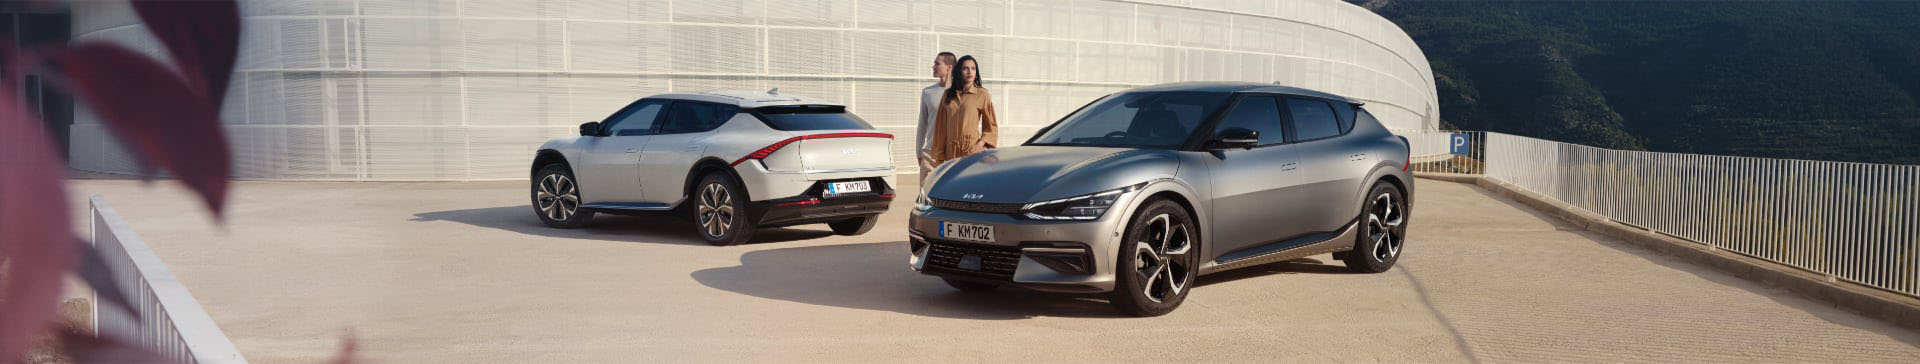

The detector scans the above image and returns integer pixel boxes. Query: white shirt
[916,83,945,158]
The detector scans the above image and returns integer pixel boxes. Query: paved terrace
[67,178,1920,362]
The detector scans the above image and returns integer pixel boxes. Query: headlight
[1021,182,1145,220]
[915,194,932,212]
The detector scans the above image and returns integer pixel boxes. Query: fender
[1116,177,1208,262]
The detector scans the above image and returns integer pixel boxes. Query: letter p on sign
[1450,133,1470,155]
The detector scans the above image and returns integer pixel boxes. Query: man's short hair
[936,51,957,65]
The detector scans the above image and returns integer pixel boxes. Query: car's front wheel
[533,164,594,228]
[1109,198,1197,317]
[694,173,756,246]
[1342,182,1407,273]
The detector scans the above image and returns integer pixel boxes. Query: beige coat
[929,85,998,165]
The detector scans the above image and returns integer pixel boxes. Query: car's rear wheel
[1343,182,1407,273]
[695,173,756,246]
[942,277,999,292]
[1109,199,1196,317]
[828,215,878,235]
[533,164,594,228]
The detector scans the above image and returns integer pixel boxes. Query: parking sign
[1450,133,1470,155]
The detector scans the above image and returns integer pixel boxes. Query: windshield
[1027,92,1232,149]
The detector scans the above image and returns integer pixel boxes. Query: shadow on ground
[411,206,831,245]
[693,241,1360,320]
[693,241,1127,320]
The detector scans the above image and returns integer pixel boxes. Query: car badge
[962,193,985,200]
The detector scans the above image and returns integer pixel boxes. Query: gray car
[908,82,1414,316]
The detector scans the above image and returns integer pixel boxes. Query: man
[916,52,956,183]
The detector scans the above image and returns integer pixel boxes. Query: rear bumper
[735,159,898,203]
[747,177,894,227]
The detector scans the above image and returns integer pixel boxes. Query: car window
[603,101,665,136]
[1213,95,1285,145]
[754,105,874,131]
[659,102,741,134]
[1027,92,1232,149]
[1335,102,1356,133]
[1354,107,1379,132]
[1286,98,1340,141]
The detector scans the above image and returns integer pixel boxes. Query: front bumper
[906,192,1140,293]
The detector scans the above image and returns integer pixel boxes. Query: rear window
[753,105,874,131]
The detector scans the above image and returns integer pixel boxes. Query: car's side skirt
[1197,219,1359,276]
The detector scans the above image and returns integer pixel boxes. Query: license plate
[825,180,871,196]
[939,221,995,243]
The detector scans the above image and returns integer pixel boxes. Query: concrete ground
[65,177,1920,363]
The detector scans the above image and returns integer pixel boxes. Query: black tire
[942,277,999,292]
[532,164,595,228]
[1343,182,1407,273]
[1109,199,1198,317]
[694,173,756,246]
[828,215,879,236]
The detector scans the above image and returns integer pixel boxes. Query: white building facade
[70,0,1436,180]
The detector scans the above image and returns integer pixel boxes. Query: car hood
[926,146,1179,204]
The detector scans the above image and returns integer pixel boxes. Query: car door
[576,99,665,204]
[639,101,741,205]
[1201,94,1304,256]
[1281,97,1361,234]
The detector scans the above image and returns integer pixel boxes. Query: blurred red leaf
[130,0,240,107]
[0,87,75,360]
[58,43,230,215]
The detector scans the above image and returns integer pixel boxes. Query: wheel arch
[684,157,748,202]
[531,149,571,180]
[1128,180,1207,258]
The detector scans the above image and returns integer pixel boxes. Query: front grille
[924,240,1022,280]
[929,198,1024,214]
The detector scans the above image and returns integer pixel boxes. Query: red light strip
[731,132,895,166]
[775,199,820,206]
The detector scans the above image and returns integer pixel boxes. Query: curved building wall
[70,0,1437,180]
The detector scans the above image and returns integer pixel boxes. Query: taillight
[731,132,893,166]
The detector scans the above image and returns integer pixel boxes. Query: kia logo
[962,193,984,200]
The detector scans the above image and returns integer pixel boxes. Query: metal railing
[1400,130,1485,174]
[1400,130,1920,297]
[89,196,248,363]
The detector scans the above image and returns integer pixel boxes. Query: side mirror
[1210,127,1258,150]
[579,121,603,137]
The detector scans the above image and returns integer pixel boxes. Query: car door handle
[683,145,701,152]
[625,148,639,153]
[1281,162,1297,171]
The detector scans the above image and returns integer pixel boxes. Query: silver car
[909,82,1414,316]
[531,90,897,245]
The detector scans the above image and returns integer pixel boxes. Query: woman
[929,55,998,167]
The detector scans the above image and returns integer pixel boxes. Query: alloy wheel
[1367,192,1406,262]
[698,183,735,238]
[1133,214,1192,303]
[536,174,579,221]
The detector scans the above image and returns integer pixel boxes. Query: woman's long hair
[945,55,981,100]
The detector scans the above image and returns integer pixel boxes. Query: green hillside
[1366,1,1920,164]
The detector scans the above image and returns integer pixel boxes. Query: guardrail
[1400,130,1920,297]
[89,196,247,363]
